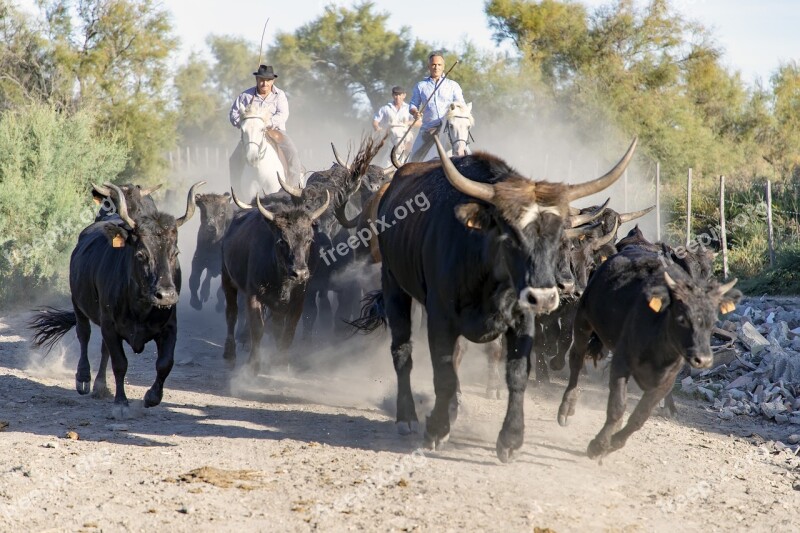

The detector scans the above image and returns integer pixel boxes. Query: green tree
[36,0,179,180]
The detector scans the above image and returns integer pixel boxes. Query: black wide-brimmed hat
[253,65,278,79]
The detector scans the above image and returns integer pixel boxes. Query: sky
[14,0,799,85]
[157,0,798,86]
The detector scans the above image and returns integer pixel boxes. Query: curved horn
[277,172,303,198]
[230,187,252,209]
[565,137,638,201]
[713,278,738,298]
[618,204,655,224]
[383,165,395,176]
[434,136,495,203]
[664,271,678,290]
[592,217,619,250]
[310,190,331,221]
[390,145,402,169]
[103,183,135,229]
[568,198,610,228]
[256,194,275,222]
[334,196,359,229]
[92,183,111,197]
[564,221,600,240]
[176,181,206,227]
[139,183,162,196]
[568,206,581,216]
[331,143,350,170]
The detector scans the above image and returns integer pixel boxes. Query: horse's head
[444,102,474,157]
[239,104,271,165]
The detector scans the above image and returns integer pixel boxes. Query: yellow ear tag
[720,301,735,314]
[600,255,607,263]
[93,196,102,205]
[112,235,125,248]
[648,297,662,313]
[466,217,481,229]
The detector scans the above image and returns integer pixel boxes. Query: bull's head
[232,188,330,296]
[645,269,741,368]
[441,136,637,315]
[102,182,203,308]
[196,192,233,242]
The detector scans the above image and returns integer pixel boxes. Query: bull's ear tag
[648,296,662,313]
[93,196,102,205]
[112,235,125,248]
[600,255,607,263]
[466,217,482,230]
[720,301,736,314]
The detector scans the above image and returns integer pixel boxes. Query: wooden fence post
[720,175,729,280]
[685,167,692,246]
[656,161,661,241]
[767,180,775,267]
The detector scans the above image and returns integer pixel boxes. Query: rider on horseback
[407,51,465,163]
[228,65,302,191]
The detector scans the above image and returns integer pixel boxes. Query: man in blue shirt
[407,51,465,162]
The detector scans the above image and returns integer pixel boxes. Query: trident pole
[395,60,460,149]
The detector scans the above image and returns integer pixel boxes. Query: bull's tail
[29,307,77,353]
[587,333,607,366]
[346,290,387,333]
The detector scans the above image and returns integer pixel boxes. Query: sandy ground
[2,297,800,533]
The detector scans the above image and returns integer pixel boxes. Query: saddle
[265,129,290,177]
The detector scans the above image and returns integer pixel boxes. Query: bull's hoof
[143,388,162,408]
[111,402,131,420]
[586,437,609,460]
[495,438,517,463]
[189,295,202,310]
[76,379,91,395]
[557,400,575,427]
[223,339,236,367]
[549,355,566,371]
[91,385,112,399]
[423,430,450,451]
[396,421,419,435]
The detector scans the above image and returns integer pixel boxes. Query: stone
[775,413,790,424]
[697,387,716,403]
[727,375,753,390]
[681,376,696,393]
[787,434,800,444]
[739,322,770,355]
[719,410,735,420]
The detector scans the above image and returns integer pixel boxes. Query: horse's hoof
[423,431,449,451]
[496,439,515,463]
[396,421,419,435]
[76,379,90,395]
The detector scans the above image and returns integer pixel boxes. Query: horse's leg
[229,143,245,198]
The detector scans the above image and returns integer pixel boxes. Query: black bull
[30,182,203,418]
[553,246,740,460]
[353,136,638,462]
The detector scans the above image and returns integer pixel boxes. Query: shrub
[0,105,127,309]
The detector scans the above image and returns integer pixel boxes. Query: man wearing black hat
[228,65,302,190]
[372,86,414,162]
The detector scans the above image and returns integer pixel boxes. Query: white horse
[236,104,285,199]
[373,121,415,168]
[412,101,474,163]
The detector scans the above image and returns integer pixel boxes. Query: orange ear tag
[648,297,662,313]
[720,301,735,314]
[112,235,125,248]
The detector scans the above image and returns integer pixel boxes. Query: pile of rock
[679,298,800,425]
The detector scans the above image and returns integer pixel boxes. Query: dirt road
[1,303,799,532]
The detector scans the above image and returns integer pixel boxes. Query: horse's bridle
[239,115,269,163]
[444,115,472,153]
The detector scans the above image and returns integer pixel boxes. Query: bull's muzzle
[288,268,310,283]
[687,350,713,369]
[152,287,179,307]
[518,287,559,315]
[557,280,576,297]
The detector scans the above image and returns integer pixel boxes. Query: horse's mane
[242,103,270,119]
[445,102,475,127]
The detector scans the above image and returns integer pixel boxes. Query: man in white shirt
[372,86,414,158]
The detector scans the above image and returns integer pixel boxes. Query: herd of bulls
[29,135,741,463]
